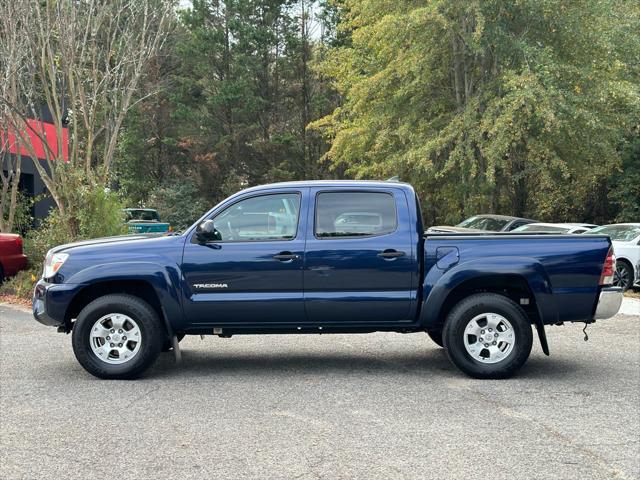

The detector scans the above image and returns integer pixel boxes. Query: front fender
[419,256,558,329]
[66,261,185,330]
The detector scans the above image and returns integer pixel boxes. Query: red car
[0,233,28,281]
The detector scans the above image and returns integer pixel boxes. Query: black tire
[162,333,185,352]
[614,261,633,292]
[72,294,164,379]
[0,264,4,284]
[442,293,533,379]
[426,329,444,347]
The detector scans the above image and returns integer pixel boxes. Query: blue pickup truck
[33,181,623,380]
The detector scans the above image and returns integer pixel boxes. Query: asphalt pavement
[1,299,639,480]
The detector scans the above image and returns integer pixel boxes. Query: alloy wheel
[463,312,515,364]
[89,313,142,365]
[613,264,631,290]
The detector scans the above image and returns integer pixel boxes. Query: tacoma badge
[193,283,228,289]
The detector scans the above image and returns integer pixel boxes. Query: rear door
[304,187,416,323]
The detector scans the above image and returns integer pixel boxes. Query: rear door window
[315,192,397,238]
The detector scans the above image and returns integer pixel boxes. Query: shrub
[1,191,34,235]
[27,186,126,264]
[76,186,127,239]
[1,183,127,300]
[0,268,40,299]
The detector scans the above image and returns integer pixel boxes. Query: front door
[304,188,416,323]
[181,189,307,326]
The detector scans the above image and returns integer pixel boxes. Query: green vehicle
[123,208,171,234]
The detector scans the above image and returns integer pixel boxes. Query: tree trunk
[7,151,22,232]
[299,0,313,178]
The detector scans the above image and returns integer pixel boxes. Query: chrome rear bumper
[593,287,623,320]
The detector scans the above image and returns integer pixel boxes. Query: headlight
[43,252,69,279]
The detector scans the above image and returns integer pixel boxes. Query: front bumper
[593,287,623,320]
[33,280,83,327]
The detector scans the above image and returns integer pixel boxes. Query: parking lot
[1,300,639,480]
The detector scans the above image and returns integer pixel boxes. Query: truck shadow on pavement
[142,347,584,381]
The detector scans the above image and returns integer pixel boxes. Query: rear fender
[420,257,557,350]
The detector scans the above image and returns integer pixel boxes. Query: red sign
[1,119,69,162]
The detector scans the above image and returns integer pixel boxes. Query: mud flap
[159,305,181,362]
[171,334,182,363]
[535,322,549,356]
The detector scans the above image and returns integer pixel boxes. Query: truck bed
[421,232,611,326]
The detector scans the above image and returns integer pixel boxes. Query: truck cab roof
[237,179,415,193]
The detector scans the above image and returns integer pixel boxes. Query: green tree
[175,0,337,187]
[313,0,640,225]
[610,129,640,222]
[116,1,340,206]
[147,180,209,231]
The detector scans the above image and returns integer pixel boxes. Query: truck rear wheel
[71,294,164,379]
[442,293,533,379]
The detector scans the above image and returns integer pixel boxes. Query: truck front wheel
[71,294,164,379]
[442,293,533,379]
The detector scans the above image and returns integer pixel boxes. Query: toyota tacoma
[33,181,623,379]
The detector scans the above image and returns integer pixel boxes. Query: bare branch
[0,0,176,227]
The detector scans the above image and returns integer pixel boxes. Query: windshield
[125,209,161,222]
[457,216,510,231]
[588,225,640,242]
[513,224,569,233]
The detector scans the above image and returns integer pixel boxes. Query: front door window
[211,193,300,242]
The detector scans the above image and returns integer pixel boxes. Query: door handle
[377,249,405,259]
[273,252,300,261]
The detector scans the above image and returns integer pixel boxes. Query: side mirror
[195,219,222,243]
